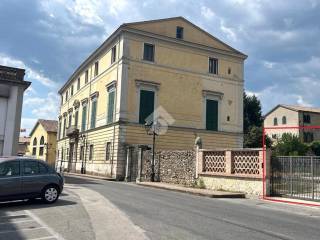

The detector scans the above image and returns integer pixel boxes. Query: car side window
[23,161,39,175]
[0,161,20,177]
[39,163,48,174]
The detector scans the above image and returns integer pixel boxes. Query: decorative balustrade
[198,149,263,178]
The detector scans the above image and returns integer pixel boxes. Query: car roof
[0,156,39,163]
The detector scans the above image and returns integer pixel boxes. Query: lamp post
[144,121,159,182]
[80,134,86,174]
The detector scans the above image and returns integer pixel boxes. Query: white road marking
[25,210,65,240]
[0,226,46,234]
[0,219,34,225]
[28,236,57,240]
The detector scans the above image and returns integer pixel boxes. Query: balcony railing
[66,125,79,137]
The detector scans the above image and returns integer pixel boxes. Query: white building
[0,65,30,156]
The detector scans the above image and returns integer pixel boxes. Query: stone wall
[142,150,196,186]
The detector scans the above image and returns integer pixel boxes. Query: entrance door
[68,143,74,172]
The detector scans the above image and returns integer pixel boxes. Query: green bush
[309,141,320,156]
[273,133,309,156]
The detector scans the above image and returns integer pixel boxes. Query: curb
[137,182,246,198]
[64,172,116,181]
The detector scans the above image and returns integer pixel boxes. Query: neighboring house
[56,16,247,179]
[264,104,320,143]
[28,119,58,167]
[18,136,30,156]
[0,65,30,156]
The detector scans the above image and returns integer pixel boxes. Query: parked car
[0,157,64,203]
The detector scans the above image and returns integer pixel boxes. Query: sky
[0,0,319,135]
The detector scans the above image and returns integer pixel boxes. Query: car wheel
[42,185,59,204]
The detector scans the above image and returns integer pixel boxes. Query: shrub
[273,133,309,156]
[310,141,320,156]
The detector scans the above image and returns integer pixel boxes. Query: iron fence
[271,156,320,201]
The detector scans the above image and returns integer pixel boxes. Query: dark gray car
[0,157,64,203]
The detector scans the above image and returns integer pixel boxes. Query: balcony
[66,125,79,137]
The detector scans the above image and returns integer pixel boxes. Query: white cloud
[0,53,57,88]
[201,6,215,20]
[20,118,38,136]
[263,61,276,69]
[220,19,237,41]
[23,92,60,120]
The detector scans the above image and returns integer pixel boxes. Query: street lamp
[144,120,159,182]
[80,134,87,174]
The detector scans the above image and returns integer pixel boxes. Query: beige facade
[264,104,320,143]
[56,17,246,179]
[28,120,58,167]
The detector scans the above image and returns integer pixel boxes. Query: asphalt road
[66,175,320,240]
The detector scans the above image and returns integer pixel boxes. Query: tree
[309,141,320,156]
[273,133,309,156]
[243,92,263,132]
[243,92,269,148]
[244,126,272,148]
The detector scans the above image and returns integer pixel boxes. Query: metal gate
[271,156,320,201]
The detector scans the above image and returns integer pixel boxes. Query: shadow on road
[64,175,104,185]
[0,198,77,210]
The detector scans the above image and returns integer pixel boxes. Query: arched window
[282,116,287,125]
[273,117,278,126]
[32,138,37,156]
[39,136,45,156]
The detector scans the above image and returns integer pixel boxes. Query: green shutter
[107,91,115,124]
[206,99,218,131]
[91,101,97,129]
[139,90,155,124]
[82,106,87,131]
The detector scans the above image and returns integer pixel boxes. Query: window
[206,99,218,131]
[81,105,87,131]
[0,161,20,177]
[61,95,63,105]
[90,99,97,129]
[71,85,74,96]
[32,138,37,156]
[304,132,314,143]
[75,110,79,128]
[111,46,116,64]
[89,145,94,161]
[80,146,84,161]
[303,114,311,123]
[68,113,72,128]
[282,116,287,125]
[139,90,155,124]
[65,90,68,101]
[23,161,39,175]
[94,61,99,77]
[273,117,278,126]
[209,58,218,74]
[176,26,184,39]
[228,67,231,75]
[143,43,155,62]
[85,70,89,84]
[39,136,45,156]
[39,163,48,174]
[77,78,80,90]
[105,142,111,161]
[61,148,64,160]
[58,120,62,139]
[107,90,115,124]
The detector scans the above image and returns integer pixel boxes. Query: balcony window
[176,26,184,39]
[209,58,218,74]
[81,105,87,131]
[143,43,155,62]
[90,99,97,129]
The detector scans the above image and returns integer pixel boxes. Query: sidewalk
[64,172,115,181]
[137,182,246,198]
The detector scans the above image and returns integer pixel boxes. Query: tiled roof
[281,105,320,114]
[38,119,58,133]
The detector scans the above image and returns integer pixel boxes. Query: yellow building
[57,17,247,179]
[28,119,58,167]
[264,104,320,143]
